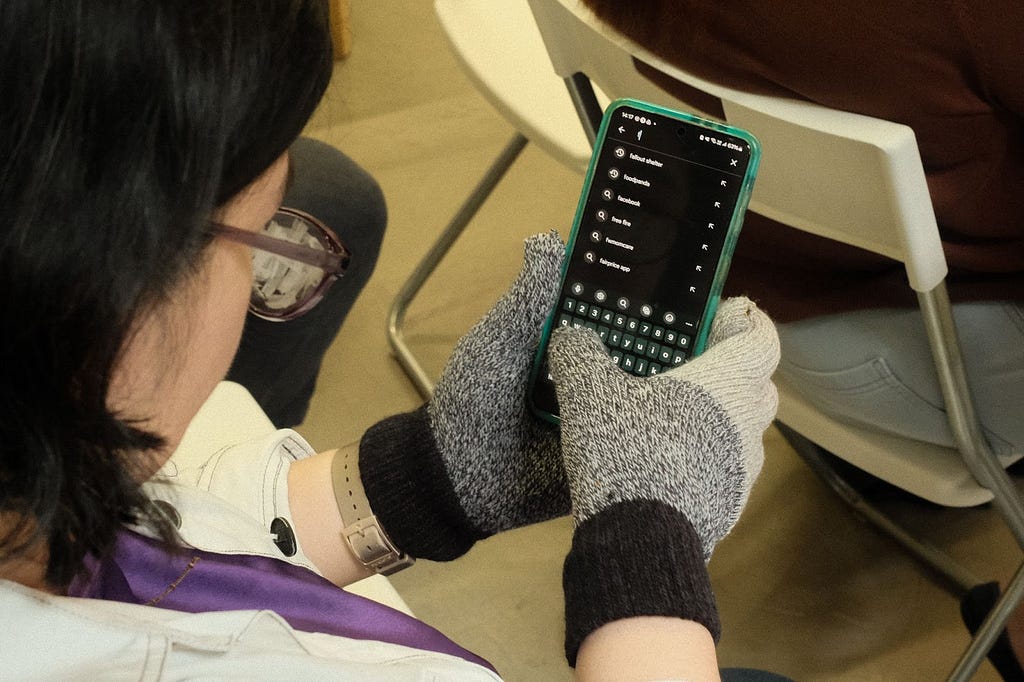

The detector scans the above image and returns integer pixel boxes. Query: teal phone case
[529,98,761,423]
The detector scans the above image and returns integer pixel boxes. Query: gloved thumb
[487,231,565,339]
[437,231,565,383]
[693,297,781,385]
[707,297,776,355]
[547,325,618,396]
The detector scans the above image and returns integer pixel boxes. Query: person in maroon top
[581,0,1024,320]
[579,0,1024,677]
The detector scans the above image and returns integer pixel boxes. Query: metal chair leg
[779,402,1024,680]
[386,132,529,399]
[776,422,981,595]
[949,564,1024,680]
[915,284,1024,679]
[919,285,1024,548]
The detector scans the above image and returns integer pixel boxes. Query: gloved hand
[358,232,568,561]
[548,296,779,664]
[553,295,779,554]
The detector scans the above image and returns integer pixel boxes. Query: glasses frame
[211,206,351,321]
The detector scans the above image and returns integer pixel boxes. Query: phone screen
[530,100,759,420]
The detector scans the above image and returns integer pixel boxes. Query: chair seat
[777,375,1022,507]
[434,0,594,173]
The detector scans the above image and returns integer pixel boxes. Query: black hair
[0,0,332,588]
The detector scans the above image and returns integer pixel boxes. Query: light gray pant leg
[776,301,1024,455]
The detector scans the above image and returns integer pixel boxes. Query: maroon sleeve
[580,0,1024,320]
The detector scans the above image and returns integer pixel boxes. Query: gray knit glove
[360,232,568,561]
[550,296,779,557]
[427,231,568,533]
[550,297,779,664]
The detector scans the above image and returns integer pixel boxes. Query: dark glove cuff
[359,406,484,561]
[562,499,721,667]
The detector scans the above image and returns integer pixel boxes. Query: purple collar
[68,529,493,673]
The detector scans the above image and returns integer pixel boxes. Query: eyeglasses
[211,207,351,321]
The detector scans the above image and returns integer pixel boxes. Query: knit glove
[548,297,779,664]
[359,232,569,561]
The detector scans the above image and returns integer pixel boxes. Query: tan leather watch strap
[331,446,414,576]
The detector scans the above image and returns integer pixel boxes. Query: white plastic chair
[525,0,1024,678]
[386,0,603,398]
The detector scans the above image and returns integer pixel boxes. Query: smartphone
[529,98,760,422]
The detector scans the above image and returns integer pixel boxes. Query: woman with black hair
[0,2,780,679]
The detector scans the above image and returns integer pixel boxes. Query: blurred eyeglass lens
[251,213,329,313]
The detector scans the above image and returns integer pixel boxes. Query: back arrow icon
[618,126,625,133]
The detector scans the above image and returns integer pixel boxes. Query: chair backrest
[527,0,948,293]
[434,0,594,172]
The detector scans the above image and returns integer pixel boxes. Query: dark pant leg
[227,137,387,427]
[721,668,794,682]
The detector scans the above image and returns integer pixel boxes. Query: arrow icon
[618,126,625,133]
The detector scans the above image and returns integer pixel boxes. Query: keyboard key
[558,313,572,328]
[584,300,700,381]
[563,298,576,312]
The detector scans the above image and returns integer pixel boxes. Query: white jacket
[1,428,501,681]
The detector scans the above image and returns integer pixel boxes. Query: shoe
[960,582,1024,682]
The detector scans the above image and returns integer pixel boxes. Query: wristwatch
[331,446,415,576]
